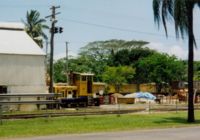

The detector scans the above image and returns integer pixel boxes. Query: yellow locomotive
[53,72,159,107]
[54,72,100,107]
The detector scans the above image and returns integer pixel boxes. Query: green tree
[136,53,186,92]
[102,66,135,93]
[23,10,49,48]
[194,61,200,80]
[78,53,107,81]
[54,59,67,83]
[110,47,156,66]
[54,55,107,82]
[79,39,149,80]
[80,39,149,61]
[54,56,93,83]
[153,0,200,122]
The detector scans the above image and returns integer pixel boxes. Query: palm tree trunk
[187,3,195,123]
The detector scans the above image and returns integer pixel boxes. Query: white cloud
[147,42,200,61]
[54,51,78,60]
[168,45,188,59]
[194,48,200,60]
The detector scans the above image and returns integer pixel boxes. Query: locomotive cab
[54,72,99,107]
[70,72,94,97]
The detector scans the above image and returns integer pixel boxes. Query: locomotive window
[87,76,93,93]
[0,86,7,94]
[88,76,92,81]
[75,75,80,81]
[81,76,87,81]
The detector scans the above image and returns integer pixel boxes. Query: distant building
[0,22,47,110]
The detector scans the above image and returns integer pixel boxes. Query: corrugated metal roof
[0,22,45,56]
[0,22,24,30]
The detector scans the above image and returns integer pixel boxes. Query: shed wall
[0,54,46,93]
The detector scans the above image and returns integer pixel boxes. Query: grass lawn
[1,111,200,138]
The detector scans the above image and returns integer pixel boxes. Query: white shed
[0,22,47,110]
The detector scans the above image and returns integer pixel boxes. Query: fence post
[176,98,178,113]
[45,104,49,122]
[84,106,88,119]
[17,97,21,111]
[37,97,40,110]
[0,105,3,125]
[148,101,151,114]
[117,103,121,117]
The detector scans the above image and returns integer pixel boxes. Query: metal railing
[0,93,60,105]
[0,93,62,124]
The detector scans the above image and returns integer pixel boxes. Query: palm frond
[23,9,49,48]
[153,0,174,36]
[153,0,161,27]
[161,0,174,36]
[174,0,188,38]
[153,0,199,47]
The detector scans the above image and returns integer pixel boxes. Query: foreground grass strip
[1,111,200,138]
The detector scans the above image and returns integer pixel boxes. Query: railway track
[1,109,142,119]
[0,106,194,119]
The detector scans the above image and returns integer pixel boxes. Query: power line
[55,41,90,44]
[0,5,49,8]
[62,18,177,39]
[61,18,200,42]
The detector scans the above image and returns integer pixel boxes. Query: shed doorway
[0,86,7,94]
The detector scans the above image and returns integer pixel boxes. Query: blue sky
[1,0,200,60]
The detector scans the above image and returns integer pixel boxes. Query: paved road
[11,126,200,140]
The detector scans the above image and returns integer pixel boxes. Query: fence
[0,93,61,124]
[0,93,59,104]
[1,94,200,120]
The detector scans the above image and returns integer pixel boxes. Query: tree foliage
[54,59,67,83]
[80,39,149,61]
[136,53,186,85]
[23,10,49,48]
[77,39,149,81]
[110,47,156,66]
[102,66,135,92]
[194,61,200,80]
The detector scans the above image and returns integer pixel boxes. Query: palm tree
[153,0,200,122]
[23,10,49,48]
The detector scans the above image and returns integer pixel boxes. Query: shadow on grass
[154,117,200,124]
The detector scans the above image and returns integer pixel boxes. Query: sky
[1,0,200,60]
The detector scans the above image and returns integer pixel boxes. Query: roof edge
[0,27,24,31]
[0,52,46,56]
[0,22,25,31]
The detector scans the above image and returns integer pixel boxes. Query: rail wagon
[54,76,200,106]
[53,72,159,107]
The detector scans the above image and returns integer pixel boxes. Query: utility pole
[46,6,60,93]
[66,42,69,85]
[45,40,49,85]
[45,40,49,68]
